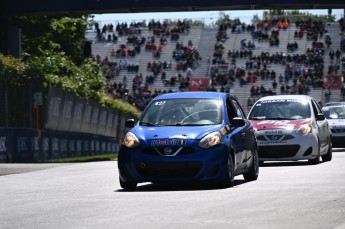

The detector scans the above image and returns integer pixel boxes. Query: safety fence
[0,85,135,162]
[0,127,121,163]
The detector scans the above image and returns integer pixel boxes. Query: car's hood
[250,119,311,131]
[327,119,345,127]
[130,125,222,140]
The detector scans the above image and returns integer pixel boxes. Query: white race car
[322,102,345,148]
[248,95,332,164]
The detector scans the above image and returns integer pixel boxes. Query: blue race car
[118,92,259,190]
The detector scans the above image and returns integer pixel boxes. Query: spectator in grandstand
[110,49,116,57]
[272,79,278,90]
[329,50,335,61]
[341,84,345,100]
[282,20,289,30]
[247,40,255,49]
[235,23,242,33]
[122,75,128,88]
[324,87,331,103]
[335,49,341,62]
[325,33,332,47]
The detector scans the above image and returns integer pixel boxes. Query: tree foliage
[12,15,89,64]
[262,9,336,23]
[5,15,140,117]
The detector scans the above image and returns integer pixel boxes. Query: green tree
[12,15,89,64]
[260,9,335,23]
[6,15,140,118]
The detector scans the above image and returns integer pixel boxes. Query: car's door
[231,98,256,169]
[311,99,329,151]
[226,97,248,171]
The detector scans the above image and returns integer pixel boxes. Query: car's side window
[226,98,236,120]
[311,100,321,115]
[232,99,245,119]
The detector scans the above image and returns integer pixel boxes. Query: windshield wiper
[268,117,294,120]
[251,117,266,120]
[139,121,156,126]
[175,123,205,126]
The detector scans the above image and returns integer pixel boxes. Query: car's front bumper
[118,144,229,184]
[330,133,345,148]
[255,131,318,161]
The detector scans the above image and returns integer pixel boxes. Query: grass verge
[43,154,118,163]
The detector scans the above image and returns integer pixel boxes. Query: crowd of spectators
[91,16,344,112]
[93,19,197,110]
[209,16,344,106]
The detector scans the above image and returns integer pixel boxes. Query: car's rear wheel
[322,139,332,162]
[308,142,320,165]
[119,177,137,190]
[243,148,259,181]
[219,153,234,188]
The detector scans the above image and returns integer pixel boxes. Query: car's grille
[257,134,294,141]
[258,145,300,158]
[142,146,195,156]
[135,161,202,178]
[331,129,345,133]
[332,137,345,147]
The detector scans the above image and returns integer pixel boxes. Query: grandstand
[88,18,345,114]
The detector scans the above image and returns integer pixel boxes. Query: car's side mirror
[125,119,135,128]
[316,113,325,121]
[231,117,245,127]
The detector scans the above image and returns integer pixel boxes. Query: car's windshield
[248,99,311,120]
[140,98,223,126]
[322,106,345,119]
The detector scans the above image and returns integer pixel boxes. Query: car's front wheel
[119,177,137,190]
[322,139,332,162]
[219,153,234,188]
[308,142,320,165]
[243,148,259,181]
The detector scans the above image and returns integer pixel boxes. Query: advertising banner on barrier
[70,96,84,132]
[59,91,75,132]
[46,87,64,130]
[0,127,120,163]
[45,87,122,137]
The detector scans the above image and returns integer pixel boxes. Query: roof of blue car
[154,91,226,100]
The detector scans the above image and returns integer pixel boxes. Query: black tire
[243,148,259,181]
[119,177,137,190]
[219,153,234,188]
[309,142,320,165]
[322,139,332,162]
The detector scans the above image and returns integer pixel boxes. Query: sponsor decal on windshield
[259,99,300,104]
[151,139,186,146]
[154,101,166,106]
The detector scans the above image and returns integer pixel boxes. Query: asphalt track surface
[1,150,345,229]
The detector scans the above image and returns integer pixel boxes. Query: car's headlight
[296,124,312,135]
[199,131,221,148]
[122,132,140,148]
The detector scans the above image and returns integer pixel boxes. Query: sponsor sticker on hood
[251,119,310,131]
[151,139,187,146]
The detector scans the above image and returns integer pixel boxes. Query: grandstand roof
[4,0,345,16]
